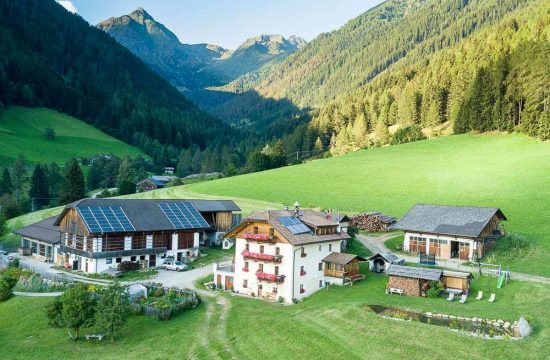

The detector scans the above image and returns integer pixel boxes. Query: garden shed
[367,252,405,273]
[385,264,442,297]
[442,270,472,294]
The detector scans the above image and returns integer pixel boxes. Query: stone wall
[388,276,420,296]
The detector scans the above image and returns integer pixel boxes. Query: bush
[426,281,445,298]
[390,124,426,145]
[119,261,140,272]
[0,273,18,301]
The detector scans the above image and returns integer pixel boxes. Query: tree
[0,167,13,195]
[247,152,272,173]
[94,283,130,341]
[60,284,96,340]
[117,179,135,196]
[45,128,56,140]
[45,163,63,201]
[373,120,390,146]
[12,155,26,203]
[29,164,50,210]
[116,159,135,195]
[59,159,85,205]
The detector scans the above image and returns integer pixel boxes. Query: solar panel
[158,202,210,230]
[278,216,311,234]
[77,206,135,233]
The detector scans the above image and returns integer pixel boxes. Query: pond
[365,304,521,339]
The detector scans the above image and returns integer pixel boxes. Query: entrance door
[225,276,234,290]
[418,238,427,254]
[429,239,440,257]
[85,260,88,272]
[177,252,182,261]
[459,242,470,260]
[451,241,459,258]
[217,274,222,288]
[258,284,263,296]
[149,254,156,267]
[72,259,79,270]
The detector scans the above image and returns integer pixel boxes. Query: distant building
[392,204,507,261]
[213,204,364,303]
[136,175,179,192]
[163,167,175,174]
[14,199,240,274]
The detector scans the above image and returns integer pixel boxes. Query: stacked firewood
[350,212,396,232]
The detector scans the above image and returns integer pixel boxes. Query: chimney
[293,201,300,217]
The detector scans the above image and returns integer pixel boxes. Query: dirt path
[357,234,550,285]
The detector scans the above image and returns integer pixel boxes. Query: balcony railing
[59,244,167,259]
[243,233,275,242]
[256,271,285,283]
[242,250,282,263]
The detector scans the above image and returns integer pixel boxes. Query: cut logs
[350,212,396,232]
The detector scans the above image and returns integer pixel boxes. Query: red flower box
[242,250,278,262]
[300,270,306,276]
[256,271,284,283]
[300,288,306,294]
[242,267,249,272]
[243,233,271,241]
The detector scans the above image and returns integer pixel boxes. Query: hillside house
[136,175,179,192]
[14,217,60,262]
[385,264,472,297]
[213,205,363,303]
[392,204,507,261]
[15,199,240,274]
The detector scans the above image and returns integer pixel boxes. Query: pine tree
[12,155,26,203]
[374,120,390,146]
[59,159,85,205]
[29,164,50,210]
[0,167,13,195]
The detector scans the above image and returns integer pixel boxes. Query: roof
[54,199,240,233]
[442,270,472,279]
[13,216,60,244]
[367,252,404,264]
[151,175,177,183]
[386,264,442,281]
[392,204,506,238]
[325,212,351,223]
[322,252,366,265]
[230,209,351,245]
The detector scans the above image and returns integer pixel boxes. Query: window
[275,247,280,256]
[130,256,136,262]
[243,279,248,288]
[300,265,306,276]
[116,257,122,263]
[300,284,305,294]
[301,247,306,257]
[319,280,323,288]
[258,263,263,272]
[253,226,259,234]
[260,245,264,254]
[245,243,250,251]
[319,245,322,251]
[273,287,278,294]
[275,266,279,275]
[243,261,249,272]
[106,258,112,265]
[329,244,332,251]
[318,262,323,271]
[140,255,146,260]
[269,228,274,237]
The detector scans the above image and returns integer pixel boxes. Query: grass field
[1,272,548,360]
[185,133,550,276]
[0,106,144,165]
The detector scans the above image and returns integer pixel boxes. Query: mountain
[0,0,236,169]
[97,8,228,92]
[225,0,537,108]
[97,9,305,94]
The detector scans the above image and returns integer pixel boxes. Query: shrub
[8,258,20,268]
[119,261,140,272]
[390,124,426,145]
[0,273,18,301]
[45,297,64,327]
[277,296,284,303]
[426,281,445,298]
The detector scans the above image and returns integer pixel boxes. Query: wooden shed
[385,264,442,297]
[367,252,405,273]
[442,270,472,294]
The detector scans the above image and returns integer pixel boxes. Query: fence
[130,284,199,320]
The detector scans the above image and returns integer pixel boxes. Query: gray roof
[322,252,366,265]
[54,199,240,233]
[392,204,506,238]
[14,216,60,244]
[386,264,442,281]
[367,252,404,264]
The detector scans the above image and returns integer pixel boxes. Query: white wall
[404,232,476,260]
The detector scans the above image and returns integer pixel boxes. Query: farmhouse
[136,175,179,192]
[392,204,507,261]
[14,216,60,262]
[386,264,472,296]
[15,199,240,273]
[213,204,363,303]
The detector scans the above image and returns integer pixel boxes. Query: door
[258,284,263,296]
[451,241,459,258]
[72,259,79,270]
[459,242,470,260]
[429,239,440,257]
[85,260,88,272]
[149,254,156,267]
[418,238,427,254]
[225,276,233,290]
[217,274,222,288]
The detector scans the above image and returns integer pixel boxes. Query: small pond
[366,304,520,339]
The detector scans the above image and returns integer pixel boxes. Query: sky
[58,0,383,49]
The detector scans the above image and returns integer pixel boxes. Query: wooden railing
[324,269,346,278]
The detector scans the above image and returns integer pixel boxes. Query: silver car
[162,260,188,272]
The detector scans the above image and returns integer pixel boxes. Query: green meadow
[187,134,550,276]
[0,106,144,165]
[1,273,548,360]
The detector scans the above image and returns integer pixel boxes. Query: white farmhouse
[214,205,365,303]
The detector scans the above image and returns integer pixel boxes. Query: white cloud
[56,1,78,14]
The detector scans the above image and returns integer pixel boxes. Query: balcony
[243,233,275,243]
[59,244,167,259]
[256,271,285,283]
[242,250,282,263]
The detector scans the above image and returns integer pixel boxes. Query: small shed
[367,252,405,273]
[442,270,472,294]
[385,264,442,297]
[127,284,147,302]
[222,238,235,250]
[322,252,367,285]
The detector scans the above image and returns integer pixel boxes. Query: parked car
[162,260,188,272]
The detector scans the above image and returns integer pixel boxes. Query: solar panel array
[278,216,311,235]
[158,202,210,230]
[78,206,135,233]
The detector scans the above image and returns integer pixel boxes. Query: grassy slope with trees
[0,107,144,166]
[188,134,550,276]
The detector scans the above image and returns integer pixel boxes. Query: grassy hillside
[0,107,144,166]
[188,134,550,276]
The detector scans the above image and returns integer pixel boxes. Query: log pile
[350,212,396,232]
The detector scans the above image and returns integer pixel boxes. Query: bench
[85,334,105,341]
[387,287,404,295]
